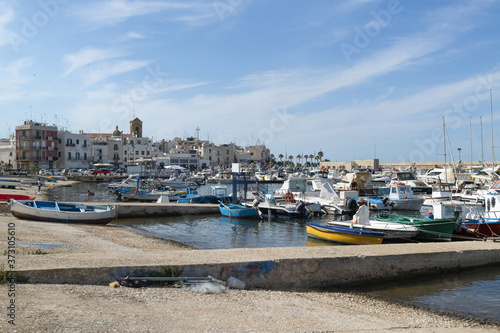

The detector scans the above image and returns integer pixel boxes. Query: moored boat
[219,202,257,218]
[10,199,117,224]
[375,210,458,241]
[306,223,385,245]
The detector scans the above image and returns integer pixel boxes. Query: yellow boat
[306,223,384,245]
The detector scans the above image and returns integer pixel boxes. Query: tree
[318,150,324,163]
[278,154,284,166]
[309,154,314,166]
[296,154,302,167]
[288,155,293,167]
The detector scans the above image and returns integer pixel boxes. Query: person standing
[37,179,42,193]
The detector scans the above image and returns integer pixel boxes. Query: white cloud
[0,3,16,48]
[82,60,152,87]
[63,48,127,76]
[75,0,212,28]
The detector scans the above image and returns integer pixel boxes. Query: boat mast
[481,116,484,166]
[443,116,447,183]
[490,89,495,174]
[470,118,473,171]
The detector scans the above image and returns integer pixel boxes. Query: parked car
[91,168,110,175]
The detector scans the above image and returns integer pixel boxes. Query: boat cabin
[389,184,415,200]
[431,183,452,199]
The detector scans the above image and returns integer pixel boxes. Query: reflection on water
[114,215,310,249]
[349,265,500,324]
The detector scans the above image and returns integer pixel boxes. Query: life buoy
[149,185,155,191]
[134,188,138,193]
[140,184,147,190]
[285,192,294,202]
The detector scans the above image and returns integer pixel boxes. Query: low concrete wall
[98,202,220,218]
[21,242,500,289]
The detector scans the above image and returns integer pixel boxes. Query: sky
[1,0,500,165]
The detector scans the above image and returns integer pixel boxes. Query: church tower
[130,118,143,137]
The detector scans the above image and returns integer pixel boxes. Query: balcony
[66,143,76,147]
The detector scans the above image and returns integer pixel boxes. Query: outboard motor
[296,201,306,216]
[252,198,261,208]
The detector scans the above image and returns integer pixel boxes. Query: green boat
[374,212,458,241]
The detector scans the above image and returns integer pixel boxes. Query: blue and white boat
[0,178,22,188]
[10,199,117,224]
[219,202,257,218]
[178,185,232,204]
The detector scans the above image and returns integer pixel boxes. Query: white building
[57,131,92,169]
[0,136,16,169]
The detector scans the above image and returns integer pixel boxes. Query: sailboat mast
[443,116,447,183]
[491,89,495,173]
[481,116,484,166]
[470,118,473,170]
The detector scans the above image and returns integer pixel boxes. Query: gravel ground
[0,178,499,332]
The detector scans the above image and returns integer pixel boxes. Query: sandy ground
[0,176,499,332]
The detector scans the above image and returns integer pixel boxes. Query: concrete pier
[105,202,220,218]
[20,240,500,290]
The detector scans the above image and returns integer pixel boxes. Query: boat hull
[219,204,257,218]
[461,219,500,237]
[375,213,457,241]
[390,198,424,211]
[10,200,117,224]
[328,221,419,239]
[0,194,36,202]
[0,178,22,188]
[306,223,384,245]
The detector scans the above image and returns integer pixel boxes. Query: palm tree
[278,154,284,166]
[317,150,324,163]
[296,154,302,167]
[288,155,293,167]
[309,154,314,166]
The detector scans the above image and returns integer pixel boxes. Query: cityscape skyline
[1,1,500,164]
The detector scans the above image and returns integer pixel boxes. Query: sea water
[48,181,500,323]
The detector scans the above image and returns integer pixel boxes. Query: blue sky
[1,0,500,164]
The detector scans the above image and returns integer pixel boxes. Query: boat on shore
[0,194,36,202]
[306,223,385,245]
[0,178,22,188]
[10,199,117,224]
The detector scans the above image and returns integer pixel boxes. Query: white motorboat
[388,183,424,211]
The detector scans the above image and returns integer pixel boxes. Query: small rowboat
[306,223,385,245]
[0,178,22,188]
[10,199,117,224]
[219,202,257,218]
[0,194,36,202]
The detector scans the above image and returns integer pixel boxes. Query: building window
[68,152,72,160]
[76,152,80,160]
[141,151,145,155]
[84,153,87,160]
[114,144,118,150]
[76,139,79,145]
[83,140,87,147]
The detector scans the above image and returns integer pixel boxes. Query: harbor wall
[21,241,500,290]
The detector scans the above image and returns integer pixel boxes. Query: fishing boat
[10,199,117,224]
[374,203,459,241]
[0,194,36,202]
[219,202,257,218]
[327,204,419,240]
[254,193,323,219]
[387,183,425,211]
[0,178,22,188]
[306,223,385,245]
[177,185,231,204]
[461,192,500,237]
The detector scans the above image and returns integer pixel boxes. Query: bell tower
[130,118,143,137]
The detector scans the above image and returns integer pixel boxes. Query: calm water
[48,181,500,324]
